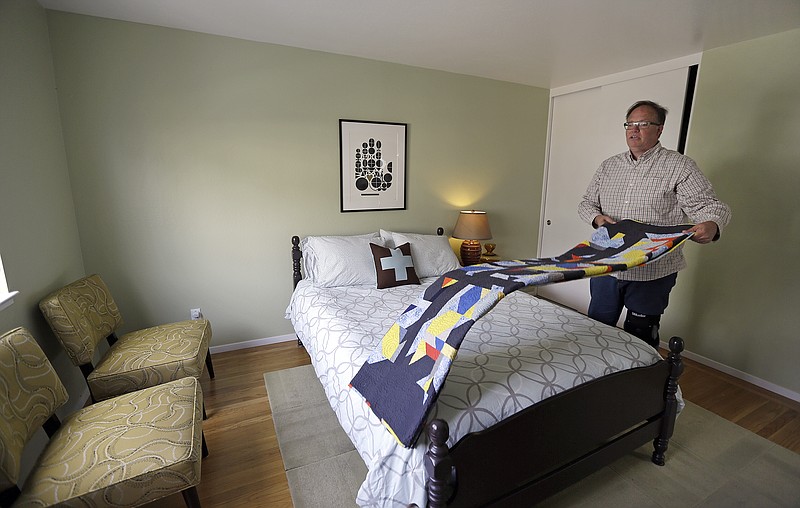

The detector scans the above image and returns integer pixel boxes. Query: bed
[286,229,684,507]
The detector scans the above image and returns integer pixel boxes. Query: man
[577,100,732,348]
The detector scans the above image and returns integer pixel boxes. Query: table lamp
[452,210,492,266]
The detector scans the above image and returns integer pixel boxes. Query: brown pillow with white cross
[370,242,421,289]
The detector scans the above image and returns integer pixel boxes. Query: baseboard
[209,333,296,354]
[532,293,798,403]
[209,333,799,404]
[661,340,800,404]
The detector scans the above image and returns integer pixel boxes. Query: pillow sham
[379,229,397,248]
[370,242,421,289]
[383,230,461,278]
[301,233,382,287]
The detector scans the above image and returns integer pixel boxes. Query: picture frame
[339,119,407,212]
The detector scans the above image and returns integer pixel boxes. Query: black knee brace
[624,311,661,349]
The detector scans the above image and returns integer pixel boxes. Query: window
[0,254,19,311]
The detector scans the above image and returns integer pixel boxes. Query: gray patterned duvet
[286,278,664,507]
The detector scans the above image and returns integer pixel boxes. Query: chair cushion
[38,274,123,367]
[15,376,203,507]
[0,328,68,491]
[88,319,211,401]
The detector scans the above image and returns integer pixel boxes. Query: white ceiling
[37,0,800,89]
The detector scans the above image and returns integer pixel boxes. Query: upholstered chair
[0,327,206,508]
[39,274,214,403]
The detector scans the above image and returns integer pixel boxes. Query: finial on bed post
[425,419,454,508]
[292,236,302,289]
[652,336,685,466]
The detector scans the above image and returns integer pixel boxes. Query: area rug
[265,365,800,508]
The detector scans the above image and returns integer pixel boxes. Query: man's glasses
[623,121,662,130]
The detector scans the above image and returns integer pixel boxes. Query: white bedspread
[286,278,664,507]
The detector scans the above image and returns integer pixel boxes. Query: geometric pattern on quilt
[0,328,69,491]
[350,220,693,447]
[38,274,123,367]
[13,376,203,508]
[287,278,665,507]
[87,320,211,401]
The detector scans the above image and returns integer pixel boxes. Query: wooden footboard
[425,337,685,507]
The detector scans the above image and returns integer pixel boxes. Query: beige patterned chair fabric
[87,319,211,401]
[38,275,122,367]
[39,274,212,401]
[0,328,204,508]
[0,328,68,492]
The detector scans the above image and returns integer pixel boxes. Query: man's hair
[627,100,668,125]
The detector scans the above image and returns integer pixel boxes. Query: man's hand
[593,215,617,228]
[685,221,719,244]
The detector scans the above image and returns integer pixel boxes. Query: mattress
[286,278,664,507]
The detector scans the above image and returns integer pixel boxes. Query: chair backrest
[39,274,123,367]
[0,327,68,491]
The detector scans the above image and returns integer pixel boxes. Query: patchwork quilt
[349,220,693,447]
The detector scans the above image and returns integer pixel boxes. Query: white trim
[0,254,17,311]
[209,332,799,404]
[661,341,800,404]
[536,93,556,259]
[209,333,296,354]
[550,53,702,98]
[0,291,19,312]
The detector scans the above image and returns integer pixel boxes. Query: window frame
[0,254,19,311]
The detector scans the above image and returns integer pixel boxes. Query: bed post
[292,236,302,288]
[425,419,454,508]
[292,236,304,347]
[652,336,685,466]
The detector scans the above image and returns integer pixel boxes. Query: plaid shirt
[578,143,732,281]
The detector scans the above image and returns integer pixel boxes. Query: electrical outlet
[190,308,203,320]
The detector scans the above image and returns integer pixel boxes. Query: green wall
[668,28,800,393]
[44,11,550,346]
[0,0,88,408]
[3,1,798,399]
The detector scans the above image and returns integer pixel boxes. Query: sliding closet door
[538,67,693,317]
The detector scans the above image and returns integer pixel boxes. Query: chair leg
[202,432,209,458]
[181,486,202,508]
[205,351,215,379]
[1,485,21,507]
[79,363,97,404]
[202,403,208,420]
[42,414,62,438]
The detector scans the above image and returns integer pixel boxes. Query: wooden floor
[147,340,800,508]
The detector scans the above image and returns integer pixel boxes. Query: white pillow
[387,231,461,278]
[301,233,382,287]
[379,229,396,248]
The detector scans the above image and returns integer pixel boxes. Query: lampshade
[452,210,492,266]
[452,210,492,241]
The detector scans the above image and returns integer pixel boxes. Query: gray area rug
[265,365,800,507]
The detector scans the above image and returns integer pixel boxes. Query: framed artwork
[340,119,407,212]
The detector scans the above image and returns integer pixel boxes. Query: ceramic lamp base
[460,239,482,266]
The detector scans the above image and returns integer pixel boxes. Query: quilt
[287,278,667,507]
[349,220,693,447]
